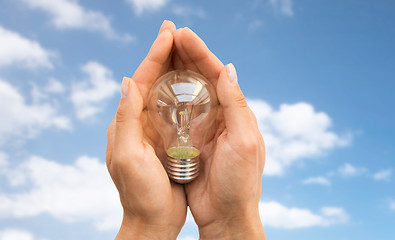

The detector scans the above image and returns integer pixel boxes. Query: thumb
[216,63,255,135]
[114,77,144,148]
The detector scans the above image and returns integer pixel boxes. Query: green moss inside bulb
[167,146,200,159]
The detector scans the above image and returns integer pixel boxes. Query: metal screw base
[167,155,199,184]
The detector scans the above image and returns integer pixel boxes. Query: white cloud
[248,99,350,176]
[45,77,65,93]
[268,0,294,16]
[30,78,65,103]
[0,153,350,232]
[172,4,206,18]
[390,200,395,211]
[0,229,43,240]
[0,79,71,145]
[0,152,8,169]
[338,163,367,177]
[70,61,120,119]
[373,169,392,181]
[260,201,349,229]
[21,0,132,41]
[0,155,122,231]
[126,0,168,15]
[0,26,54,69]
[303,176,331,186]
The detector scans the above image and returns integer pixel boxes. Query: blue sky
[0,0,394,239]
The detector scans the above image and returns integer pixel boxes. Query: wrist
[115,213,179,240]
[198,206,266,240]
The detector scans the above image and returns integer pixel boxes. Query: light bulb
[148,70,218,184]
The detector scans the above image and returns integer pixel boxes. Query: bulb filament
[177,108,191,148]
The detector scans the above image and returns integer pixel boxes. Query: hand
[173,28,267,239]
[106,21,187,240]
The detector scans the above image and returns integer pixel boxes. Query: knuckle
[115,98,133,125]
[111,145,145,170]
[233,93,249,110]
[237,133,260,153]
[112,151,132,169]
[112,150,130,166]
[245,138,260,153]
[115,108,128,124]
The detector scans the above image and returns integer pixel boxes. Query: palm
[184,111,255,226]
[133,132,187,228]
[184,111,230,226]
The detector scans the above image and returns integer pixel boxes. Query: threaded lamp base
[167,155,199,184]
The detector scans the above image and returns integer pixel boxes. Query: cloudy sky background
[0,0,394,239]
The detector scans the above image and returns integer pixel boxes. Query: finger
[159,20,176,34]
[113,77,144,159]
[158,20,177,81]
[132,26,174,105]
[178,27,224,87]
[106,116,116,169]
[173,28,200,73]
[172,48,185,70]
[216,64,257,135]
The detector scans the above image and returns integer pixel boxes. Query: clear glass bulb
[148,70,218,184]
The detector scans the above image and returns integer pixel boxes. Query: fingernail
[227,63,238,84]
[121,77,130,98]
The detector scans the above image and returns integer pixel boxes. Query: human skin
[106,21,186,240]
[173,27,266,240]
[106,20,266,239]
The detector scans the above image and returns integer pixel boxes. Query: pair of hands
[106,20,266,239]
